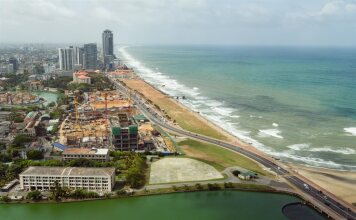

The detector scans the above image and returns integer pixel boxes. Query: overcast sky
[0,0,356,46]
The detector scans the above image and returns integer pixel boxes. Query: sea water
[119,45,356,171]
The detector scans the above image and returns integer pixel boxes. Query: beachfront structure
[110,113,139,151]
[83,43,97,70]
[62,148,109,162]
[19,166,115,192]
[73,70,91,84]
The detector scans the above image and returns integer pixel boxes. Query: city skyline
[1,0,356,46]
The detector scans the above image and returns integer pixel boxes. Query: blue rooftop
[53,142,69,151]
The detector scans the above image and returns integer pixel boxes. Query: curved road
[111,77,355,220]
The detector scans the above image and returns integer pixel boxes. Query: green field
[178,139,273,177]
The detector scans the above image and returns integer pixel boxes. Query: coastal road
[110,76,355,220]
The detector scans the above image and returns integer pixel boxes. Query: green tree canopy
[26,150,44,160]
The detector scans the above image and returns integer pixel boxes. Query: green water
[0,191,325,220]
[31,91,59,106]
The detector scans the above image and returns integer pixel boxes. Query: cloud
[92,7,123,24]
[0,0,75,22]
[287,0,356,23]
[0,0,355,46]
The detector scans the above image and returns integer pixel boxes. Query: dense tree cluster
[26,150,44,160]
[27,190,42,201]
[11,134,32,148]
[43,76,72,90]
[125,154,147,188]
[0,72,29,91]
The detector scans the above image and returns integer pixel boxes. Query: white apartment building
[62,148,109,162]
[20,166,115,192]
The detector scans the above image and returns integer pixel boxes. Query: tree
[1,195,11,203]
[0,153,12,163]
[0,163,8,177]
[51,180,67,201]
[49,108,64,119]
[0,142,6,151]
[68,158,96,167]
[26,150,44,160]
[7,148,19,158]
[11,135,32,148]
[69,189,99,199]
[9,112,24,123]
[27,190,42,201]
[126,167,145,189]
[232,170,241,177]
[48,102,56,107]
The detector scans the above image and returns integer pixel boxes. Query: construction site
[0,92,42,106]
[88,91,132,111]
[57,89,176,153]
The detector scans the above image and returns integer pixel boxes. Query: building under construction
[59,111,110,148]
[110,113,138,151]
[88,91,132,112]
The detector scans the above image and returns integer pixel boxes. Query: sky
[0,0,356,46]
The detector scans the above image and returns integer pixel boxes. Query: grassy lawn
[178,139,274,177]
[121,79,228,140]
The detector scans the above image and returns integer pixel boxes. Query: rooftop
[20,166,115,177]
[63,148,109,155]
[53,142,69,151]
[74,70,89,76]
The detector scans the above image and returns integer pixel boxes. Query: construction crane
[128,89,132,115]
[74,95,81,130]
[103,92,110,147]
[104,92,108,119]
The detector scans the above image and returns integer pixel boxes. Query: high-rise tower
[83,43,98,70]
[58,46,75,70]
[102,29,114,67]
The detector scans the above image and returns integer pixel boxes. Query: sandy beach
[289,163,356,205]
[121,78,233,141]
[121,78,263,152]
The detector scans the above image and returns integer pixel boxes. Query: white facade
[59,47,75,71]
[20,166,115,192]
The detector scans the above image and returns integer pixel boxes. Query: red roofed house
[73,70,91,84]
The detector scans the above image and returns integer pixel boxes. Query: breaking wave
[119,46,356,170]
[344,127,356,136]
[258,129,283,139]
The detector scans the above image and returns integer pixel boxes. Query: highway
[110,76,355,220]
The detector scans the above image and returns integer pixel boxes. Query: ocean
[118,45,356,171]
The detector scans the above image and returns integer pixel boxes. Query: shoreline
[119,47,356,172]
[120,70,356,205]
[123,76,266,157]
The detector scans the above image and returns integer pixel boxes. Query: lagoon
[0,191,325,220]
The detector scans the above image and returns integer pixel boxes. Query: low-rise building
[62,148,109,161]
[19,166,115,192]
[238,171,258,180]
[73,70,91,84]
